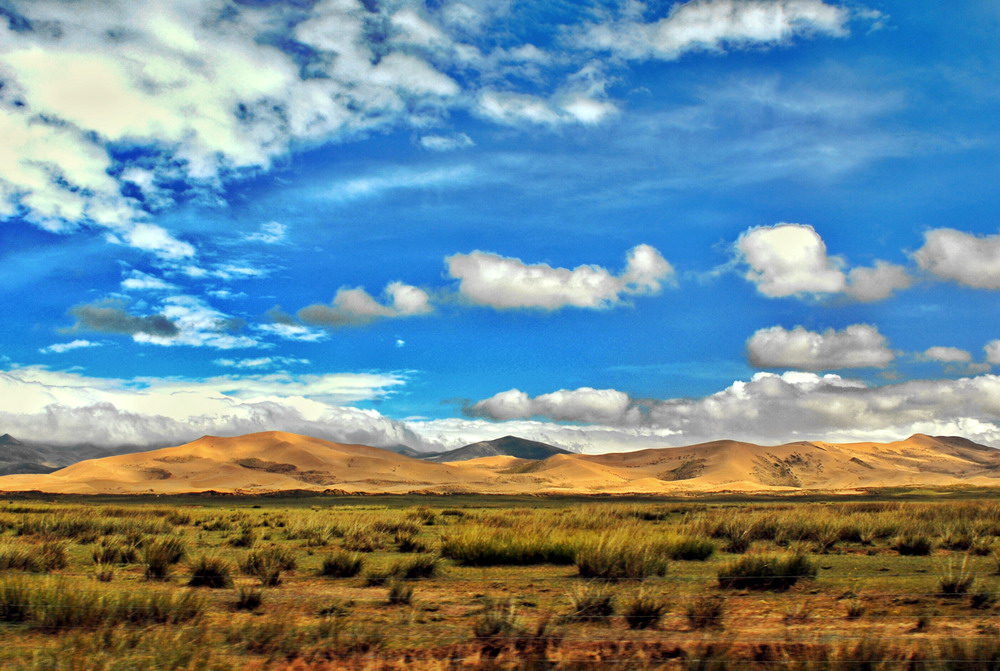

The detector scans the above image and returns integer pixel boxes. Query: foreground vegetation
[3,495,1000,668]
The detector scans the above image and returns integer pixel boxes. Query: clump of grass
[845,598,866,619]
[441,528,576,566]
[623,591,667,630]
[142,536,186,580]
[717,553,817,591]
[364,568,393,587]
[939,557,975,596]
[970,590,997,610]
[228,524,258,548]
[342,526,390,553]
[782,602,813,624]
[319,549,364,578]
[472,597,524,654]
[397,533,431,553]
[235,586,264,611]
[685,595,725,630]
[0,577,203,630]
[93,563,115,582]
[893,533,934,556]
[187,555,233,588]
[565,583,615,622]
[0,541,67,573]
[91,537,139,565]
[666,535,716,561]
[391,555,439,580]
[241,547,288,586]
[575,535,668,582]
[387,581,414,606]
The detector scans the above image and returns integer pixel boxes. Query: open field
[4,494,1000,669]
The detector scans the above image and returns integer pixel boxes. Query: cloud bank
[746,324,895,370]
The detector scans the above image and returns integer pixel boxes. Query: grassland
[3,493,1000,669]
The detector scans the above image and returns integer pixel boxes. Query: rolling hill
[425,435,571,462]
[0,431,997,495]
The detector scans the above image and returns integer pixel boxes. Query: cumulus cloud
[38,339,101,355]
[573,0,849,61]
[457,371,1000,449]
[69,301,179,338]
[0,365,425,449]
[298,282,433,328]
[986,341,1000,366]
[736,223,910,301]
[467,387,640,425]
[913,228,1000,289]
[446,244,674,310]
[746,324,895,370]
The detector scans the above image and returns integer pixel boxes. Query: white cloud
[845,261,913,302]
[913,228,1000,289]
[257,322,329,343]
[446,244,674,310]
[121,270,176,292]
[244,221,287,244]
[38,339,102,354]
[418,133,475,151]
[104,222,195,260]
[457,371,1000,449]
[213,356,310,370]
[0,365,424,449]
[468,387,639,425]
[746,324,895,370]
[922,346,973,364]
[298,281,433,328]
[986,341,1000,366]
[574,0,849,61]
[736,223,910,301]
[737,223,846,297]
[131,295,259,350]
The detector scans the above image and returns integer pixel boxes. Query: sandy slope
[0,431,998,495]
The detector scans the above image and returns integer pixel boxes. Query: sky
[1,0,1000,453]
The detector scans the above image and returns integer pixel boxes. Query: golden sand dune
[0,431,997,495]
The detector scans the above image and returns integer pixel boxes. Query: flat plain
[3,493,1000,669]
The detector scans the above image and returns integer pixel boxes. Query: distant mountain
[0,433,166,475]
[425,435,572,462]
[381,444,431,459]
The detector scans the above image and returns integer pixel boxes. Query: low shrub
[717,554,817,591]
[142,536,186,581]
[939,558,975,597]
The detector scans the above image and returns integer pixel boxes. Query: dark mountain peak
[0,434,22,446]
[426,435,572,462]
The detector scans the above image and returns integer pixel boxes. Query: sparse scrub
[441,527,577,565]
[717,553,817,591]
[665,534,716,561]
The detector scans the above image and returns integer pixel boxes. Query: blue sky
[2,0,1000,452]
